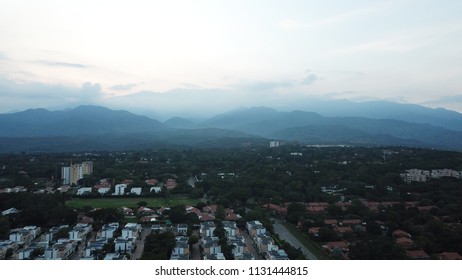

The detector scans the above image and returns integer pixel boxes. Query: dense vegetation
[1,145,462,259]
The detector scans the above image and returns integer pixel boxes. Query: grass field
[65,196,201,209]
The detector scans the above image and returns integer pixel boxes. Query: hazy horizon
[1,1,462,118]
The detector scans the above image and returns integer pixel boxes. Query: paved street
[239,228,264,260]
[132,227,151,259]
[272,220,318,260]
[191,230,201,260]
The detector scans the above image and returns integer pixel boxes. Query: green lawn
[65,196,200,209]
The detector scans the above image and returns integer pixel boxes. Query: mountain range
[1,102,462,153]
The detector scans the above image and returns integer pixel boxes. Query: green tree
[142,231,176,260]
[0,217,10,239]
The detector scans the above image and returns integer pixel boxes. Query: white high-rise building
[61,161,93,185]
[61,166,71,185]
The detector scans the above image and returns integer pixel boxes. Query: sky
[1,0,462,119]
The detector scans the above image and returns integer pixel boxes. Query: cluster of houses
[400,168,462,183]
[260,198,461,259]
[392,229,462,260]
[0,222,143,260]
[76,178,177,196]
[199,220,255,260]
[246,221,289,260]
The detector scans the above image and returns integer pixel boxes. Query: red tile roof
[395,237,415,249]
[324,241,349,251]
[341,219,361,225]
[324,219,338,225]
[336,226,353,234]
[406,250,429,259]
[392,229,411,239]
[438,252,462,260]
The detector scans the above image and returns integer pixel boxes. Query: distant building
[61,161,93,185]
[269,141,280,148]
[113,184,127,196]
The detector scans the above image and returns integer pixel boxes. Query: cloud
[302,73,318,85]
[109,83,138,91]
[421,95,462,113]
[34,60,88,68]
[239,81,294,91]
[0,77,103,112]
[423,95,462,105]
[280,6,377,30]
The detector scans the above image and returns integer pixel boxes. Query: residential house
[246,221,266,237]
[85,238,108,258]
[392,229,411,239]
[308,227,321,237]
[97,187,111,195]
[165,178,177,190]
[76,187,92,196]
[113,184,127,196]
[266,249,289,260]
[0,240,16,259]
[200,221,216,238]
[9,226,40,245]
[202,236,221,255]
[121,223,141,239]
[121,206,134,216]
[174,224,188,236]
[145,179,158,186]
[324,219,338,227]
[406,250,430,259]
[130,187,142,196]
[323,241,349,255]
[97,223,119,239]
[395,237,415,249]
[335,226,354,237]
[228,235,247,257]
[170,254,189,260]
[255,233,278,254]
[225,208,241,220]
[16,242,47,260]
[438,252,462,260]
[69,223,92,241]
[1,207,22,216]
[223,221,238,237]
[339,219,362,226]
[261,203,288,216]
[204,252,226,260]
[138,206,156,216]
[44,239,76,260]
[234,252,255,260]
[150,186,162,193]
[41,225,69,244]
[114,237,134,253]
[171,236,189,258]
[104,253,127,260]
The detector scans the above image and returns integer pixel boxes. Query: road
[272,220,318,260]
[239,227,264,260]
[132,227,151,260]
[191,230,201,260]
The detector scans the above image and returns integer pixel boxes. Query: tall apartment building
[61,161,93,185]
[61,166,71,185]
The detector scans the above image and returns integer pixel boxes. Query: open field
[65,196,201,209]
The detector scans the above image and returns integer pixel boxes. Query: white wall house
[113,184,127,196]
